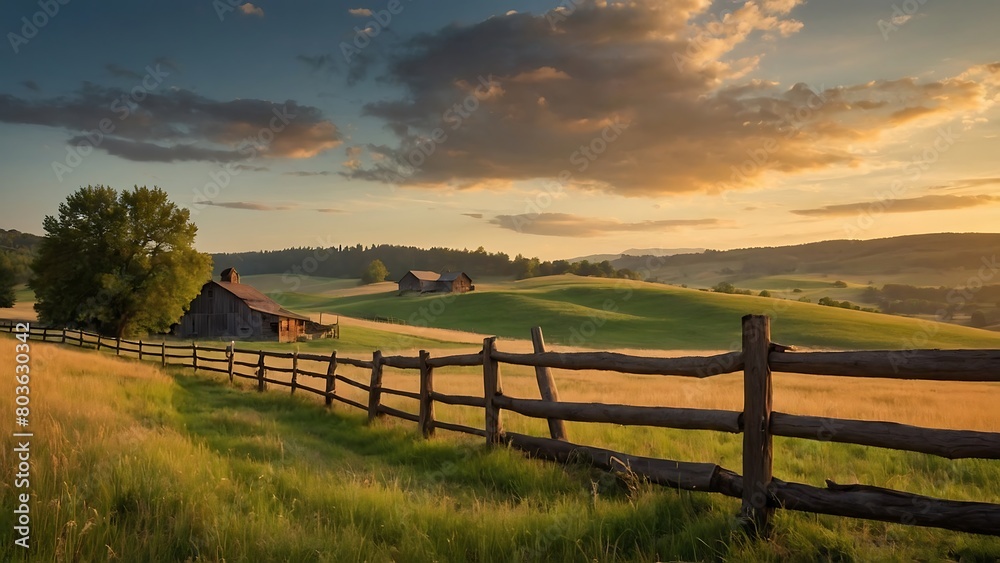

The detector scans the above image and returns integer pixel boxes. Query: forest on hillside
[211,244,642,282]
[612,232,1000,277]
[0,228,41,283]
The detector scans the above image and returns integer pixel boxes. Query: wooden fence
[2,316,999,538]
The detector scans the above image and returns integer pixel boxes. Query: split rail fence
[3,316,999,538]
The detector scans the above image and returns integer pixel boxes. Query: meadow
[256,275,1000,351]
[2,328,999,562]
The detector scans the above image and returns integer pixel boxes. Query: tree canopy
[0,255,15,308]
[30,185,211,337]
[361,259,389,284]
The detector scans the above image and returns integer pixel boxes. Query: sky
[1,0,998,260]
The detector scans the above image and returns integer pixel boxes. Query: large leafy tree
[361,259,389,284]
[30,185,212,337]
[0,255,15,308]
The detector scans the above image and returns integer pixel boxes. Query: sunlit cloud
[791,194,1000,217]
[342,1,996,198]
[489,213,727,237]
[205,201,296,211]
[239,3,264,17]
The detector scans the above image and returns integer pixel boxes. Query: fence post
[161,342,166,368]
[62,329,67,344]
[138,340,143,361]
[325,351,337,408]
[192,343,198,372]
[257,351,266,392]
[741,314,773,537]
[227,342,235,383]
[483,337,505,445]
[291,352,299,395]
[42,327,48,342]
[367,351,384,422]
[115,336,120,356]
[418,350,435,438]
[530,326,568,441]
[96,335,102,351]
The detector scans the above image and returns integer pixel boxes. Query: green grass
[310,276,1000,350]
[13,285,34,302]
[3,338,999,562]
[240,275,363,296]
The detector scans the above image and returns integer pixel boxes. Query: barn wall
[451,275,472,293]
[178,283,269,340]
[398,274,423,292]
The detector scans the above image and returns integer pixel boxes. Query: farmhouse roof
[402,270,441,282]
[212,280,311,321]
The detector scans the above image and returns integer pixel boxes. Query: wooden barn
[175,268,310,342]
[435,272,473,293]
[397,271,474,294]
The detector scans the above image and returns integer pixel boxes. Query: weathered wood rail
[2,316,999,538]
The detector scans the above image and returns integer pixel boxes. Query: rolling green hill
[271,275,1000,350]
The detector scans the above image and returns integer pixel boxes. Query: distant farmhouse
[397,271,474,294]
[175,268,311,342]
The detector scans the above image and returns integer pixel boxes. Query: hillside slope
[277,275,1000,350]
[615,232,1000,287]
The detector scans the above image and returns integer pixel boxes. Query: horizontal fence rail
[2,317,998,539]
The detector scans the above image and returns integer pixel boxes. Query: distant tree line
[0,228,44,307]
[0,229,41,284]
[211,244,642,282]
[863,283,1000,316]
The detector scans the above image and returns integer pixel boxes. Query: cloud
[20,80,39,92]
[205,201,296,211]
[490,213,724,237]
[348,8,373,17]
[343,1,997,197]
[0,84,341,163]
[205,201,345,213]
[790,194,1000,217]
[105,63,143,81]
[69,136,247,163]
[927,178,1000,191]
[239,3,264,17]
[232,163,269,172]
[462,213,483,219]
[284,170,334,176]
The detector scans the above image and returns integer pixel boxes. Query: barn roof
[212,281,311,321]
[401,270,441,282]
[438,272,468,282]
